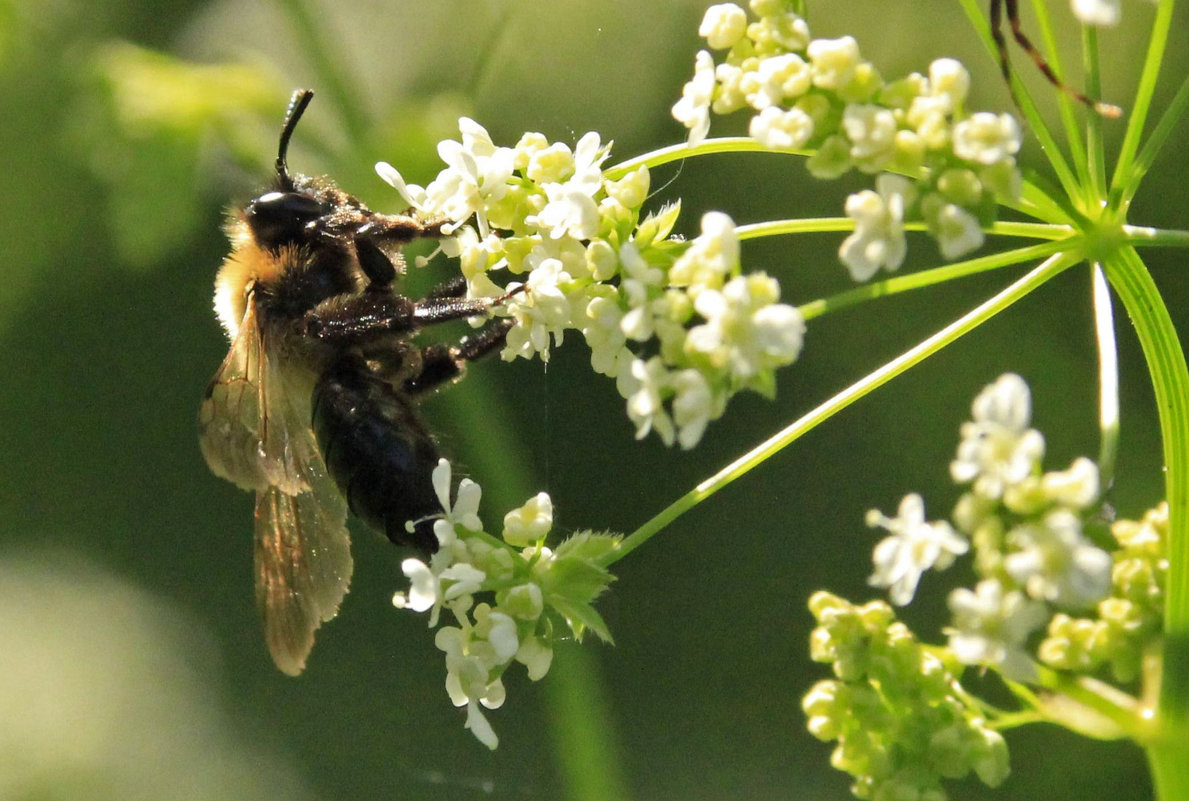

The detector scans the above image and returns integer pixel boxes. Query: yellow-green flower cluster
[805,592,1010,800]
[673,1,1023,278]
[1038,503,1168,683]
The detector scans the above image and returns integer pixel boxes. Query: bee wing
[200,291,352,674]
[252,349,351,665]
[199,294,310,495]
[199,296,273,492]
[254,476,352,675]
[255,344,352,675]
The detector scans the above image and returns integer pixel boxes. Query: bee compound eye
[246,191,329,250]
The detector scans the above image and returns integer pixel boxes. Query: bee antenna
[277,89,314,189]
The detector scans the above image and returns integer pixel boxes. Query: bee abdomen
[312,355,441,553]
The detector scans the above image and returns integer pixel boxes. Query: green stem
[797,240,1069,322]
[735,218,1071,241]
[600,252,1079,566]
[1125,226,1189,248]
[1103,248,1189,630]
[1102,247,1189,801]
[1030,0,1090,195]
[1081,24,1108,202]
[1117,68,1189,211]
[544,644,629,801]
[1110,0,1178,204]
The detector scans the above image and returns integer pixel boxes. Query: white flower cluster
[392,460,618,748]
[673,1,1023,279]
[378,120,805,448]
[867,374,1111,682]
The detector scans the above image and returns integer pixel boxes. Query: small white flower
[669,211,739,295]
[415,118,517,238]
[1005,510,1113,609]
[686,274,805,385]
[951,374,1045,499]
[839,174,915,281]
[503,492,554,547]
[582,294,631,377]
[392,558,440,619]
[952,112,1021,166]
[947,579,1047,681]
[515,635,554,680]
[868,494,969,605]
[425,459,482,548]
[375,161,428,209]
[622,356,675,445]
[807,36,861,91]
[673,50,717,145]
[534,182,600,240]
[748,53,814,109]
[929,199,985,260]
[1072,0,1121,25]
[502,256,574,361]
[1041,457,1100,509]
[749,105,815,150]
[842,104,898,170]
[439,562,486,604]
[671,368,717,449]
[699,3,749,49]
[619,242,666,341]
[928,58,971,113]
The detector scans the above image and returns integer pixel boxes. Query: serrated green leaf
[550,598,614,644]
[635,200,682,247]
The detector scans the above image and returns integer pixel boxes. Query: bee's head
[245,89,331,251]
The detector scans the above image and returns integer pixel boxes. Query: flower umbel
[379,127,805,448]
[392,460,619,748]
[672,3,1023,270]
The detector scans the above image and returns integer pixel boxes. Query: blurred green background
[1,0,1186,799]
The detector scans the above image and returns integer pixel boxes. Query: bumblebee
[200,90,512,675]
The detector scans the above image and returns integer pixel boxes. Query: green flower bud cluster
[1038,503,1168,683]
[805,591,1010,800]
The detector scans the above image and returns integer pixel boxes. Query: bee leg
[303,289,506,345]
[357,214,449,246]
[425,274,467,300]
[403,320,514,396]
[992,0,1121,117]
[352,215,451,288]
[355,236,398,287]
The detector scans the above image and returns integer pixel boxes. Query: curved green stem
[1102,246,1189,801]
[600,251,1080,566]
[605,137,807,180]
